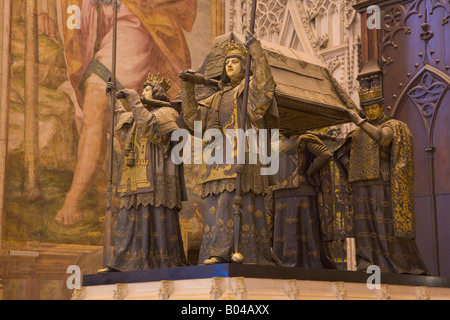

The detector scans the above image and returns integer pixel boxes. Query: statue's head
[220,40,249,84]
[359,85,384,121]
[142,73,171,103]
[362,103,384,121]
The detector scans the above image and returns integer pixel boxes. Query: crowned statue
[333,79,429,275]
[179,30,280,265]
[98,73,188,273]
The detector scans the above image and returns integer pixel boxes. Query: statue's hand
[347,108,363,124]
[116,89,132,100]
[105,78,115,95]
[179,69,196,82]
[244,29,257,48]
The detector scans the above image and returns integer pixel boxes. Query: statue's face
[225,57,242,79]
[363,103,384,121]
[142,85,153,101]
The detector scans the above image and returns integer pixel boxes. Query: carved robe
[334,116,428,274]
[107,93,188,271]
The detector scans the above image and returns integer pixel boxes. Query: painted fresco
[5,0,209,257]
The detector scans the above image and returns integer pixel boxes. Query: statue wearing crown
[179,30,280,265]
[98,74,188,273]
[333,81,429,275]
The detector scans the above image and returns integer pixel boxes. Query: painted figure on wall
[271,133,336,269]
[54,0,197,226]
[99,75,188,272]
[334,84,429,275]
[179,31,280,265]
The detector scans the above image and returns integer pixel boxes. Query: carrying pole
[103,0,118,267]
[231,0,258,263]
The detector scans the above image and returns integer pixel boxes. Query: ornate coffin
[193,32,355,133]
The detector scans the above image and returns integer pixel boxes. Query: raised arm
[304,135,332,176]
[245,30,275,124]
[179,71,210,131]
[347,109,394,147]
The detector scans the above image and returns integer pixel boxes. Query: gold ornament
[146,73,171,92]
[225,40,247,58]
[359,85,383,105]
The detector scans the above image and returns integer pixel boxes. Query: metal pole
[0,0,13,299]
[103,0,118,267]
[231,0,257,263]
[426,146,440,276]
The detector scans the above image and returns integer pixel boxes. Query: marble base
[74,264,450,300]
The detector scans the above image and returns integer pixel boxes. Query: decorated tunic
[114,92,187,210]
[334,115,428,274]
[180,39,278,198]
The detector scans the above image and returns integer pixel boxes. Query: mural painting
[4,0,210,266]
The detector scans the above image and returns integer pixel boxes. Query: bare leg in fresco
[53,1,195,226]
[55,82,109,226]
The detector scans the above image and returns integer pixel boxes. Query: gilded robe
[334,116,428,274]
[180,39,280,265]
[107,92,188,271]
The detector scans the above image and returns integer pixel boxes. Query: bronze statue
[334,85,429,274]
[271,133,337,269]
[179,30,280,265]
[98,74,188,272]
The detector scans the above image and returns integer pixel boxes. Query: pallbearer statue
[271,132,337,269]
[98,74,188,272]
[179,30,280,266]
[334,84,429,275]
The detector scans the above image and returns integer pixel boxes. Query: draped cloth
[334,117,428,274]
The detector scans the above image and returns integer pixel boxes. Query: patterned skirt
[108,204,188,271]
[352,183,429,275]
[199,190,280,265]
[272,193,335,269]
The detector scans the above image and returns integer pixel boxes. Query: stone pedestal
[75,264,450,300]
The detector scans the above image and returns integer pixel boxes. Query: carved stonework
[332,281,347,300]
[384,6,403,29]
[255,0,288,39]
[381,0,449,68]
[158,280,172,300]
[313,35,329,50]
[113,283,128,300]
[225,0,361,96]
[284,279,300,300]
[210,277,225,300]
[407,70,447,130]
[415,286,431,300]
[375,284,391,300]
[71,287,86,300]
[231,277,247,300]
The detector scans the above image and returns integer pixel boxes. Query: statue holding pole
[98,74,188,272]
[179,9,280,264]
